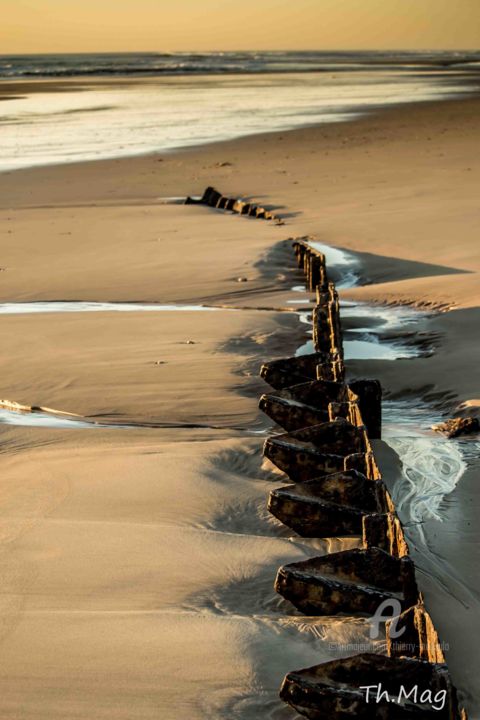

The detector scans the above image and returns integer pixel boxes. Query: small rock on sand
[432,417,480,439]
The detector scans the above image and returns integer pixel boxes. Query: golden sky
[1,0,479,54]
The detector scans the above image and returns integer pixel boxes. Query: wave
[1,50,480,79]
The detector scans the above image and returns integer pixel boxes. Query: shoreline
[0,73,479,173]
[0,87,480,177]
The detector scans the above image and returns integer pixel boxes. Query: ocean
[1,51,479,171]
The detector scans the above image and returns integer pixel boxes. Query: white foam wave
[387,436,467,523]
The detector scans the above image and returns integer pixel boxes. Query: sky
[1,0,479,54]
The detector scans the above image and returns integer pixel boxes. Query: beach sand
[0,92,479,717]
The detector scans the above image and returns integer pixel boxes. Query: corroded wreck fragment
[349,378,382,440]
[264,437,344,481]
[259,393,329,432]
[259,379,352,431]
[263,419,368,481]
[312,297,343,357]
[344,451,382,480]
[201,186,222,207]
[259,377,382,438]
[269,378,351,406]
[268,470,392,537]
[316,281,338,305]
[185,186,275,220]
[232,199,246,214]
[260,362,382,440]
[433,416,480,439]
[260,351,340,390]
[292,239,328,291]
[328,399,363,428]
[316,356,346,383]
[274,418,368,453]
[280,653,463,720]
[275,547,419,616]
[387,604,446,664]
[216,195,229,209]
[362,512,409,558]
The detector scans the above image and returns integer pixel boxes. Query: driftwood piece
[280,653,462,719]
[432,417,479,439]
[275,547,419,616]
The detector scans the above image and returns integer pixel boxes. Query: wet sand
[0,94,479,717]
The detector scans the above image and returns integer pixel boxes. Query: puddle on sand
[295,336,417,360]
[295,303,424,361]
[0,408,104,429]
[296,334,421,361]
[286,285,314,306]
[0,302,225,315]
[157,196,189,204]
[341,302,427,332]
[306,240,360,290]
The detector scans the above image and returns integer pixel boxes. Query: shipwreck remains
[187,189,466,718]
[258,235,467,718]
[185,185,278,221]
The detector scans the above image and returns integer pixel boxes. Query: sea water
[0,51,479,171]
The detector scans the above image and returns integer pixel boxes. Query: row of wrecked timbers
[258,239,467,719]
[185,185,279,221]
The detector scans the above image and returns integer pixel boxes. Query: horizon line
[1,48,479,57]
